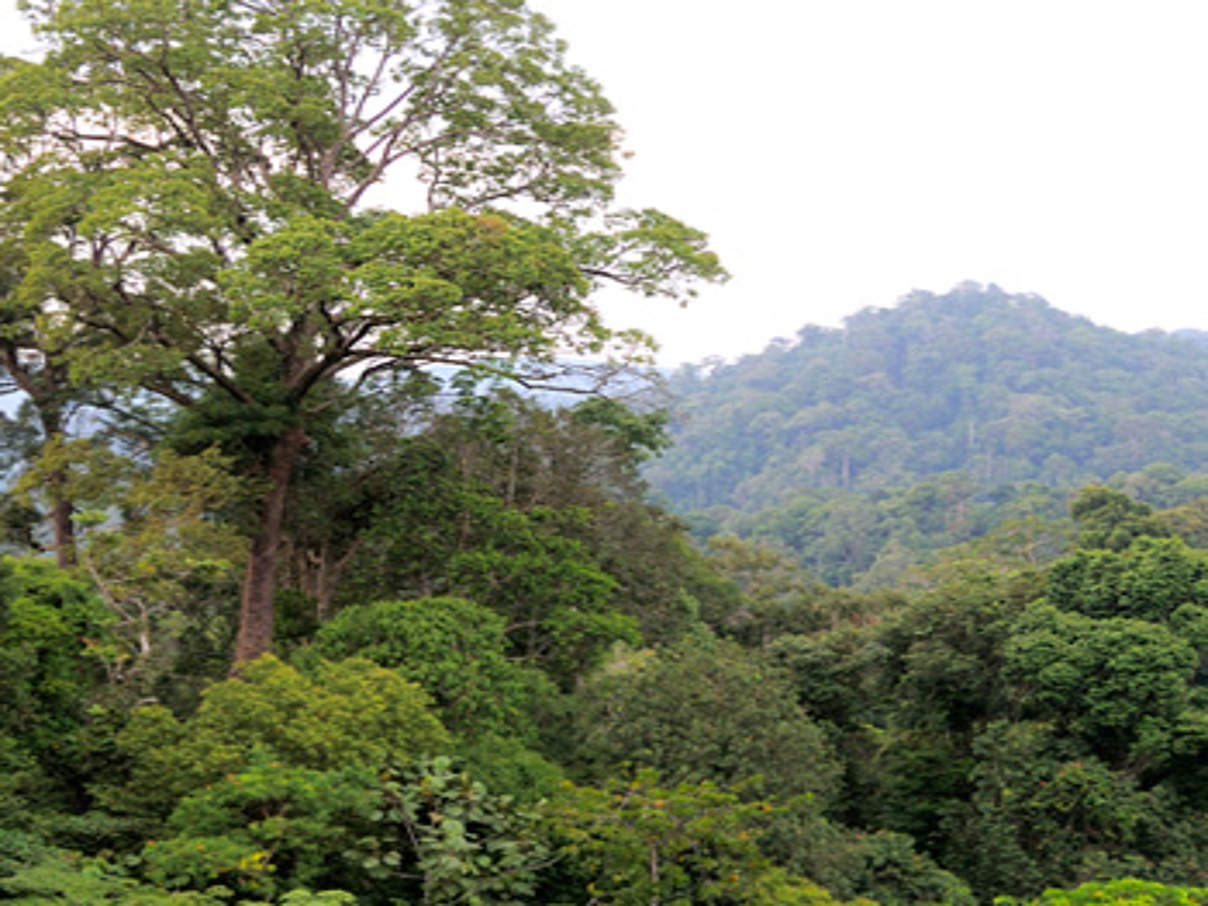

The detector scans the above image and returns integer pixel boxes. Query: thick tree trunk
[50,493,75,568]
[233,424,307,665]
[41,409,76,568]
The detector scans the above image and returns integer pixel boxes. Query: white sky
[6,1,1208,365]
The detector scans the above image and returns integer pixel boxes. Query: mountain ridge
[646,282,1208,514]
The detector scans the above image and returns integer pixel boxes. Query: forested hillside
[651,282,1208,508]
[648,283,1208,585]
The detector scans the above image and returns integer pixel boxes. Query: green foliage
[443,502,636,684]
[340,440,641,687]
[19,6,1208,903]
[653,286,1208,512]
[308,597,552,741]
[287,389,718,671]
[1170,603,1208,679]
[997,878,1208,906]
[582,500,727,644]
[650,284,1208,587]
[543,773,912,906]
[704,535,831,644]
[3,0,723,391]
[1,0,724,668]
[110,655,449,818]
[789,567,1038,859]
[275,893,357,906]
[569,633,841,802]
[0,558,118,832]
[1,846,358,903]
[0,825,49,878]
[115,751,547,903]
[944,721,1156,899]
[756,793,972,906]
[542,771,780,906]
[456,733,565,806]
[0,849,227,904]
[570,396,671,462]
[1158,498,1208,549]
[769,628,887,731]
[327,435,475,603]
[878,569,1035,734]
[1070,487,1171,551]
[332,389,719,649]
[141,751,375,899]
[0,556,110,757]
[0,492,43,557]
[841,831,974,906]
[690,476,1072,590]
[1002,606,1197,767]
[16,442,248,696]
[1046,537,1208,622]
[356,755,550,905]
[739,869,879,906]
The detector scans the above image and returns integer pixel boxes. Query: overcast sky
[5,2,1208,365]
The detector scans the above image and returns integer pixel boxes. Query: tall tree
[0,0,723,662]
[0,215,86,567]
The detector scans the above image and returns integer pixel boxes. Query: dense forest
[649,283,1208,586]
[653,282,1208,509]
[4,2,1208,906]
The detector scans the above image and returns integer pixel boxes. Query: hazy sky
[528,1,1208,364]
[5,2,1208,365]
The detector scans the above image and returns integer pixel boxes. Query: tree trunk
[315,539,361,623]
[233,424,307,665]
[0,348,77,564]
[50,493,75,568]
[38,406,76,567]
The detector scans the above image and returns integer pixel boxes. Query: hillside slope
[648,282,1208,513]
